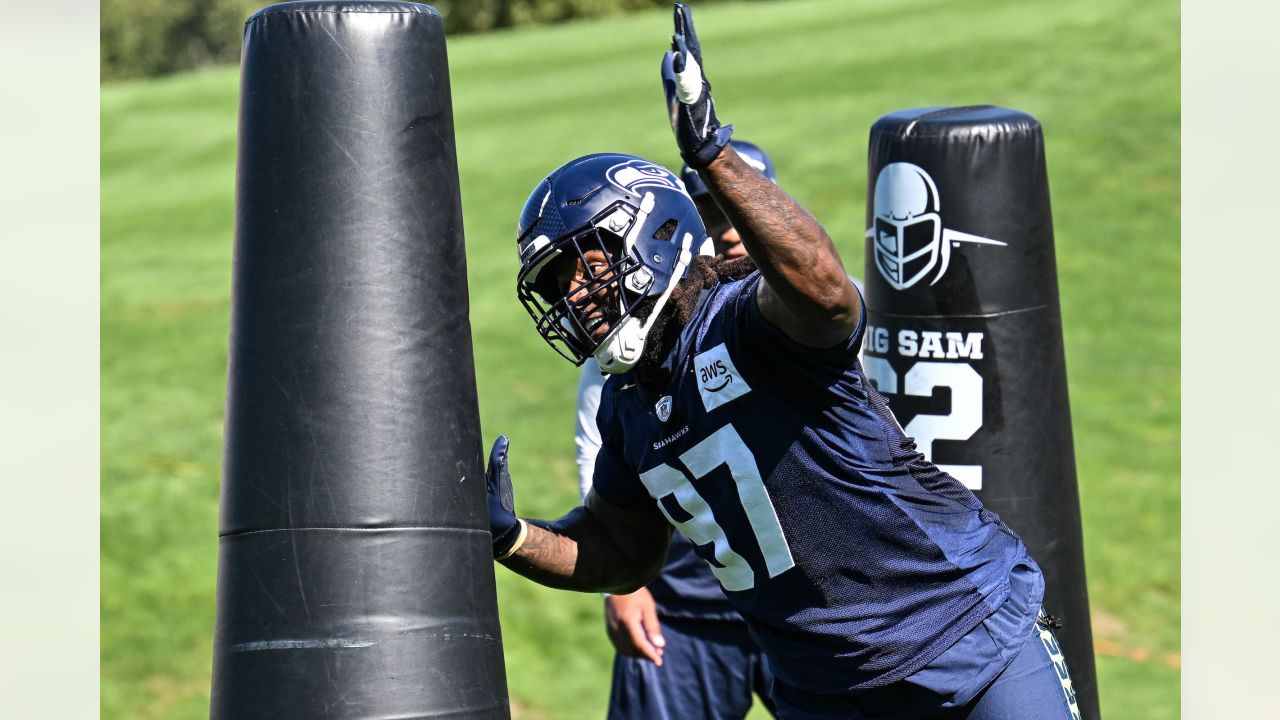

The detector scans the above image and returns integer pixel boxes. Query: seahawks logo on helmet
[867,162,1006,291]
[605,159,687,196]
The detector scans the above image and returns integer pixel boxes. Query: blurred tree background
[101,0,730,80]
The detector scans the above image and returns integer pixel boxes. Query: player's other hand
[486,435,526,559]
[604,587,667,665]
[661,2,732,169]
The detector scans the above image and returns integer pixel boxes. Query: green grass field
[102,0,1180,717]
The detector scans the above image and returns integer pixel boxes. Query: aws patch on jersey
[693,343,751,412]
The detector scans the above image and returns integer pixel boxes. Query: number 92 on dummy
[862,324,989,491]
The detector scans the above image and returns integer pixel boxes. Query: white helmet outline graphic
[867,162,1006,290]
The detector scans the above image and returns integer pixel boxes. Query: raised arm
[699,149,860,347]
[487,436,670,594]
[662,2,859,347]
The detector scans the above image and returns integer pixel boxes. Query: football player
[488,4,1081,718]
[575,142,780,720]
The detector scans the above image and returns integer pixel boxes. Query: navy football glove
[662,2,733,169]
[486,435,527,559]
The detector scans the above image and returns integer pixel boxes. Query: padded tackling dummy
[211,3,509,718]
[862,106,1098,719]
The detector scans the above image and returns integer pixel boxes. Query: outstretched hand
[661,2,732,168]
[486,435,526,559]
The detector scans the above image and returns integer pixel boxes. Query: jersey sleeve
[573,358,606,501]
[585,380,654,512]
[729,272,867,364]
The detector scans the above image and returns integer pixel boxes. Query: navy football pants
[606,617,776,720]
[772,616,1081,720]
[955,616,1082,720]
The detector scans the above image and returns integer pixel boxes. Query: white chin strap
[594,231,695,375]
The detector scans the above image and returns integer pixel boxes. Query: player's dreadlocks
[634,254,758,388]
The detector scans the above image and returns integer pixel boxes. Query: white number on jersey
[639,424,795,591]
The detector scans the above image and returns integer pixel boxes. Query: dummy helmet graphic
[869,162,1005,290]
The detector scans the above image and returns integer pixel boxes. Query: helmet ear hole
[651,219,678,242]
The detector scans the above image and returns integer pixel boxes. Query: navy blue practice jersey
[592,272,1043,695]
[646,533,743,621]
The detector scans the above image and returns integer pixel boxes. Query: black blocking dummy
[862,106,1099,719]
[212,3,510,717]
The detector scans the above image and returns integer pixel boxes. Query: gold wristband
[496,519,528,561]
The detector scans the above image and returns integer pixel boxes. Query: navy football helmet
[680,140,776,198]
[516,153,710,373]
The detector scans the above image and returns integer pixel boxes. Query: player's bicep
[755,274,859,348]
[755,274,864,351]
[584,488,671,590]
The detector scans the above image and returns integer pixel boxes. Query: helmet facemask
[517,203,656,366]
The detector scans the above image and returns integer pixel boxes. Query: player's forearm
[499,507,653,594]
[701,148,857,326]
